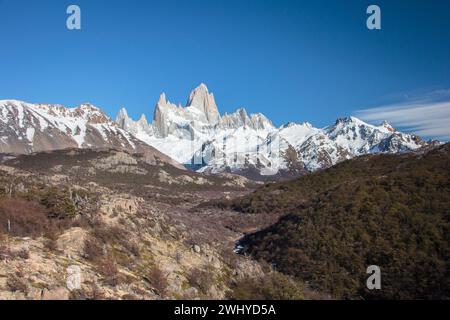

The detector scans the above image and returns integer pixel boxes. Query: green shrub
[227,272,304,300]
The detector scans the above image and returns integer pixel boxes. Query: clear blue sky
[1,0,449,135]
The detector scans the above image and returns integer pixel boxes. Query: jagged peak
[189,83,209,95]
[228,107,273,121]
[77,103,102,112]
[158,93,167,105]
[334,116,372,127]
[325,116,378,137]
[335,116,356,124]
[198,82,209,91]
[250,112,274,127]
[117,107,128,117]
[281,121,297,128]
[333,116,401,134]
[220,107,249,121]
[281,121,313,129]
[115,108,149,129]
[236,107,248,116]
[187,83,213,106]
[138,114,148,125]
[250,112,266,120]
[379,120,395,132]
[186,83,220,125]
[218,108,274,130]
[115,107,130,125]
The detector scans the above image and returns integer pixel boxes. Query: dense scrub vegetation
[233,144,450,299]
[0,172,95,239]
[0,198,52,237]
[226,271,305,300]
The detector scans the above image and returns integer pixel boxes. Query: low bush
[227,272,304,300]
[92,225,129,246]
[7,273,28,294]
[0,198,50,238]
[36,187,78,219]
[16,248,29,259]
[147,265,169,297]
[187,267,215,294]
[96,256,119,286]
[83,238,104,262]
[69,282,105,300]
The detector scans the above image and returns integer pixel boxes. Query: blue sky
[0,0,449,139]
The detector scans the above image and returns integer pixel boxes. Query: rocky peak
[380,120,395,132]
[158,92,167,105]
[250,113,274,130]
[186,83,220,125]
[334,116,361,126]
[78,103,100,112]
[152,93,174,138]
[68,103,109,124]
[138,114,148,126]
[219,108,249,129]
[115,107,152,136]
[283,121,314,129]
[236,107,249,122]
[330,116,371,131]
[218,108,273,131]
[281,122,297,129]
[115,107,131,128]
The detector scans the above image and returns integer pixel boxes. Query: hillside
[0,148,315,300]
[224,143,450,299]
[3,148,256,193]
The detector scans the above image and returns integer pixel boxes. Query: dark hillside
[233,144,450,299]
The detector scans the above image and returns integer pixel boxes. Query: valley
[0,148,308,299]
[0,142,447,300]
[0,84,446,300]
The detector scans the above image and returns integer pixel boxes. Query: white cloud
[356,90,450,141]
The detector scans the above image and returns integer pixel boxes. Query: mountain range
[0,85,447,301]
[0,84,435,179]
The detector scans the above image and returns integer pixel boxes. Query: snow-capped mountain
[0,84,432,178]
[0,100,184,169]
[114,83,431,178]
[115,84,276,166]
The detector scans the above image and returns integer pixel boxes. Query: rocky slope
[0,148,313,300]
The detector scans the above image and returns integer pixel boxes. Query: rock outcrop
[186,83,220,125]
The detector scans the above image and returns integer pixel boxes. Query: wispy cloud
[355,90,450,141]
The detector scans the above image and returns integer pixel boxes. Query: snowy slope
[0,100,136,152]
[0,99,185,170]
